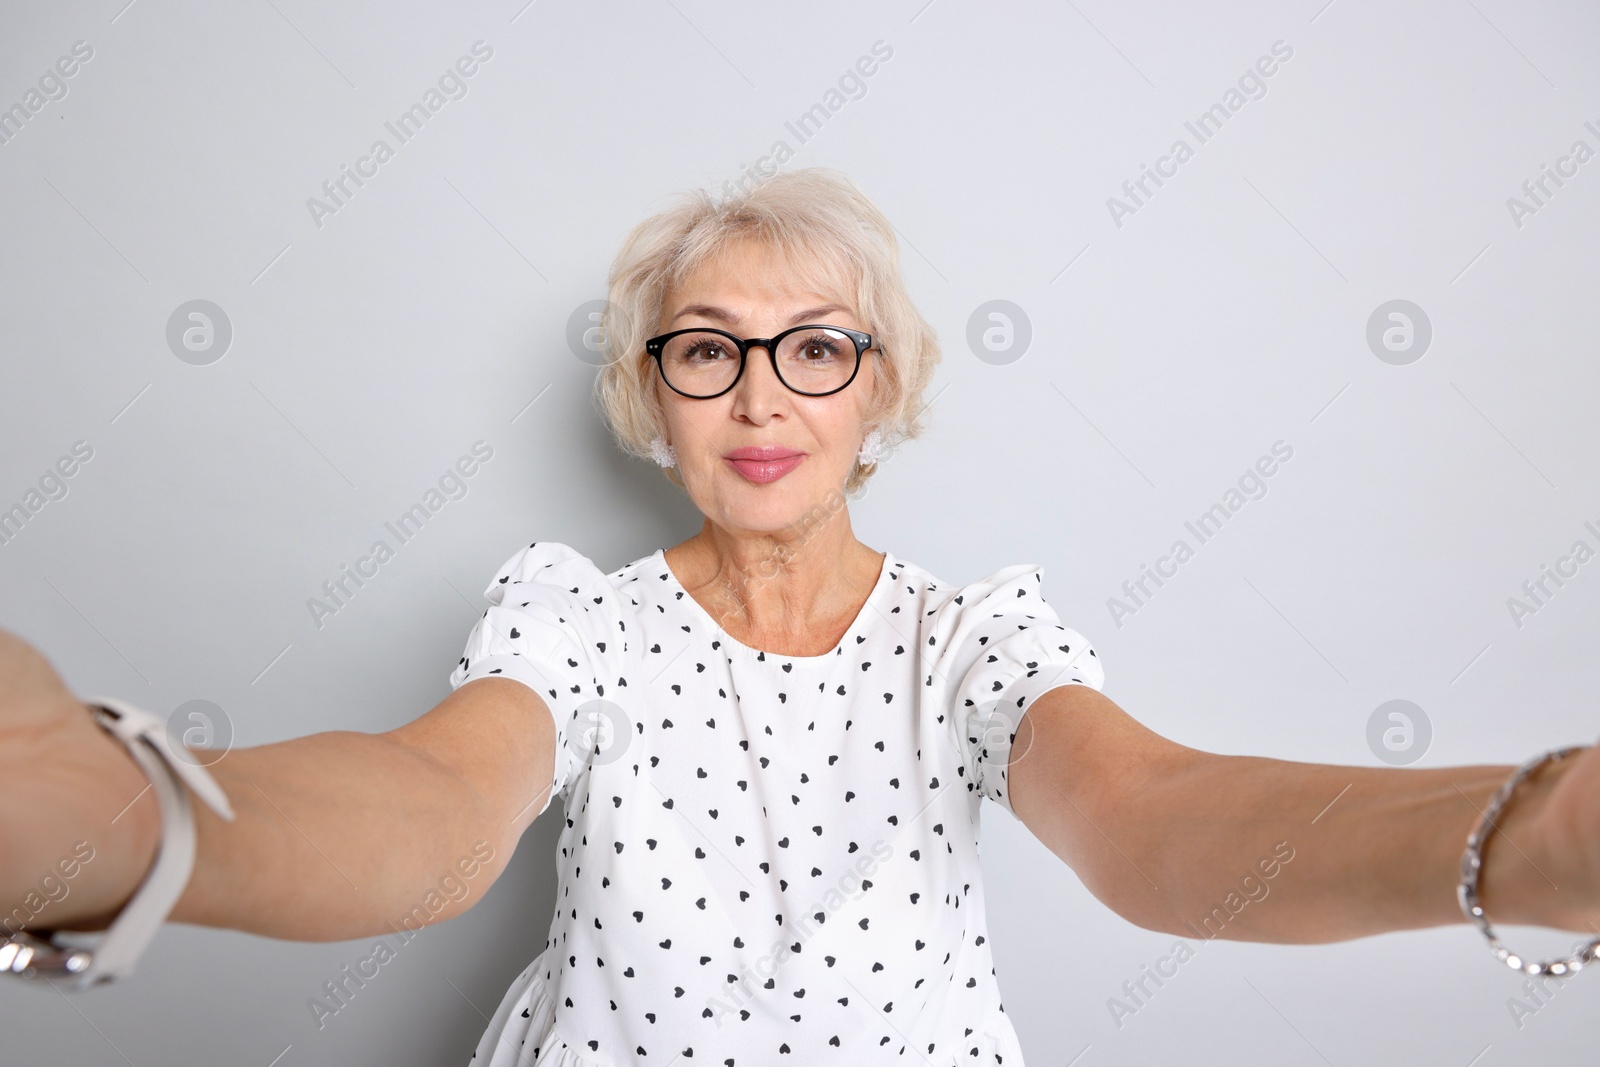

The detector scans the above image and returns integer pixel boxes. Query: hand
[1527,740,1600,937]
[0,627,160,934]
[1480,740,1600,939]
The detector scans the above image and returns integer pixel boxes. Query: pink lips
[724,445,806,484]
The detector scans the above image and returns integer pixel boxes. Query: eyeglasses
[645,324,875,399]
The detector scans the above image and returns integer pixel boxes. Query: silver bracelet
[0,696,234,991]
[1457,743,1600,976]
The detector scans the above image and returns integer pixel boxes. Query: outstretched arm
[169,676,555,941]
[0,627,555,943]
[1007,683,1600,944]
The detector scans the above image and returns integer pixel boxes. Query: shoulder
[911,554,1103,689]
[895,554,1058,630]
[471,541,656,664]
[482,541,650,613]
[486,541,611,598]
[451,541,655,691]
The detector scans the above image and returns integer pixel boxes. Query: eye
[681,337,732,361]
[796,333,845,360]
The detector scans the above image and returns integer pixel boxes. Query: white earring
[649,435,677,468]
[857,427,888,466]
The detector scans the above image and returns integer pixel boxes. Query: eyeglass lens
[659,328,857,397]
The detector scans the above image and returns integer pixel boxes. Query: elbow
[387,835,507,934]
[1046,779,1189,938]
[1081,872,1188,937]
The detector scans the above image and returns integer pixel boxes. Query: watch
[0,695,235,991]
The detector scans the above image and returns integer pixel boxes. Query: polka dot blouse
[450,541,1104,1066]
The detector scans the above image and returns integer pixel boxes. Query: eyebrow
[669,303,854,328]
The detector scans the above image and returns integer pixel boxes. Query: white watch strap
[0,695,234,991]
[90,696,234,821]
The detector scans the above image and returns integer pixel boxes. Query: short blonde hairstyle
[594,167,941,496]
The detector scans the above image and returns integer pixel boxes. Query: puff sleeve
[931,563,1104,821]
[448,541,626,819]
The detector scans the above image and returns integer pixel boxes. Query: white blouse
[450,540,1104,1066]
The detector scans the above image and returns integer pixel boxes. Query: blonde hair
[594,167,941,495]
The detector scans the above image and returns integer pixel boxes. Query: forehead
[663,238,855,323]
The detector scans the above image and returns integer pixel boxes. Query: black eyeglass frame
[644,324,876,399]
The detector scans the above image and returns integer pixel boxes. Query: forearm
[168,729,515,941]
[0,709,166,937]
[4,668,553,947]
[1097,750,1579,944]
[21,724,519,943]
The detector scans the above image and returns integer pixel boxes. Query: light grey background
[2,0,1598,1063]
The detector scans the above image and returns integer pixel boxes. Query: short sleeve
[448,541,625,820]
[932,563,1104,821]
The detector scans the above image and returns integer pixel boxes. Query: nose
[734,337,788,397]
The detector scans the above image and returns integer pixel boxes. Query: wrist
[1475,752,1584,930]
[77,709,164,931]
[6,696,234,988]
[31,703,163,934]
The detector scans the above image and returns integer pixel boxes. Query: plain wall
[2,0,1597,1063]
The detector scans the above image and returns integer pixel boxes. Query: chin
[714,474,842,528]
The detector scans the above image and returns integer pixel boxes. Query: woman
[3,168,1598,1065]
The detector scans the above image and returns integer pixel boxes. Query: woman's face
[654,239,876,536]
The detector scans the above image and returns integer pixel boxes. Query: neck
[666,509,882,645]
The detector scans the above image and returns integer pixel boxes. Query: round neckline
[653,547,898,665]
